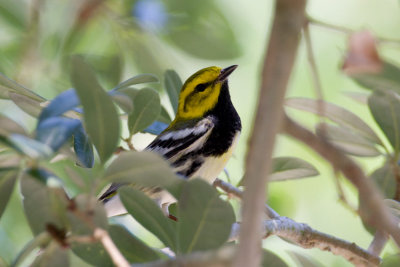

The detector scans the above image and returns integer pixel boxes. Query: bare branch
[235,0,306,266]
[94,228,130,267]
[282,114,400,246]
[131,246,236,267]
[213,179,279,219]
[368,230,389,257]
[215,179,380,266]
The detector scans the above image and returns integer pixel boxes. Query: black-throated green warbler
[101,65,241,216]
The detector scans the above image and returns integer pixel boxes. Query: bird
[100,65,242,217]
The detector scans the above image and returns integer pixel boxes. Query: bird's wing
[146,116,215,160]
[99,116,215,205]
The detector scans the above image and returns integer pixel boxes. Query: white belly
[191,132,240,183]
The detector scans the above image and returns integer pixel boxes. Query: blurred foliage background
[1,0,400,266]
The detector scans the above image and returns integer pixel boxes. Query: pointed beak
[217,65,238,82]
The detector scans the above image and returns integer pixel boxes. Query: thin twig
[214,179,380,266]
[368,230,389,257]
[308,16,353,34]
[308,15,400,45]
[213,179,279,219]
[282,114,400,246]
[94,228,130,267]
[303,22,325,118]
[234,1,306,266]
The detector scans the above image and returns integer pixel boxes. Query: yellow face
[176,66,223,120]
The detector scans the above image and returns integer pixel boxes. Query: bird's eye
[194,83,208,92]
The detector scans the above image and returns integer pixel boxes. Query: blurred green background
[1,0,399,266]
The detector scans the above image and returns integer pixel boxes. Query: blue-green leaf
[112,74,159,91]
[270,157,319,181]
[0,115,26,137]
[120,187,176,250]
[143,121,168,135]
[368,90,400,152]
[20,170,68,235]
[70,56,120,164]
[0,169,18,219]
[350,61,400,95]
[164,70,182,114]
[262,249,288,267]
[128,88,161,135]
[371,164,396,199]
[315,123,381,157]
[38,89,80,123]
[0,72,44,102]
[109,225,161,263]
[73,125,94,168]
[11,232,52,267]
[286,97,383,146]
[177,179,235,254]
[101,151,183,197]
[9,92,43,118]
[36,117,81,152]
[31,241,69,267]
[9,134,53,159]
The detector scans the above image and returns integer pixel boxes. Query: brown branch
[131,246,236,267]
[215,179,380,266]
[234,1,306,266]
[213,179,279,219]
[282,114,400,246]
[368,230,389,257]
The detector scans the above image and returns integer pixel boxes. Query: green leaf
[384,199,400,220]
[350,61,400,95]
[315,123,381,157]
[0,153,20,168]
[68,194,110,266]
[70,56,120,163]
[262,249,288,267]
[382,254,400,267]
[289,251,323,267]
[20,171,69,235]
[119,187,176,250]
[177,179,235,254]
[9,92,43,117]
[109,224,161,263]
[111,92,133,113]
[0,169,17,219]
[159,106,172,124]
[286,98,383,146]
[101,151,183,197]
[128,88,161,135]
[8,134,53,159]
[164,70,182,114]
[0,115,26,136]
[368,90,400,152]
[86,54,123,89]
[270,157,319,181]
[344,91,369,105]
[31,241,69,267]
[168,9,241,59]
[370,164,396,199]
[113,74,159,91]
[0,85,11,99]
[0,72,45,102]
[67,194,108,236]
[11,232,52,267]
[71,242,112,267]
[0,2,26,31]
